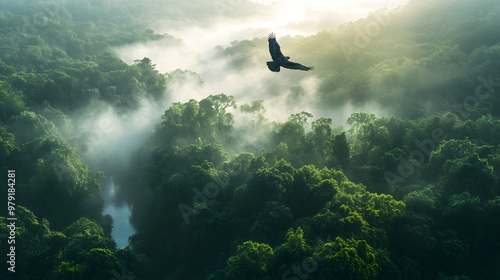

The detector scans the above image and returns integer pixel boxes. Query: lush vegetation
[1,0,500,279]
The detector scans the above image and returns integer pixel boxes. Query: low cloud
[113,0,406,119]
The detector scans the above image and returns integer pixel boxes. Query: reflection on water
[102,180,136,248]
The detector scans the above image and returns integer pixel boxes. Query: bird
[266,33,313,72]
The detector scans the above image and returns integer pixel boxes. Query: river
[102,179,136,248]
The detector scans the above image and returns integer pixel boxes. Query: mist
[3,0,500,278]
[61,0,497,255]
[82,0,410,213]
[66,82,172,247]
[75,1,409,246]
[114,0,408,127]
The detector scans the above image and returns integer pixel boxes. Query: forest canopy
[1,0,500,279]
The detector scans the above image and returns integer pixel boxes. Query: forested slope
[1,0,500,279]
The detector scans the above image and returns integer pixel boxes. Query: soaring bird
[266,33,313,72]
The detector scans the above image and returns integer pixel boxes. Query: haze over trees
[1,0,500,279]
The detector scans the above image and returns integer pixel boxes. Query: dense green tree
[233,161,293,215]
[20,136,103,229]
[285,165,337,217]
[160,94,236,145]
[315,237,383,280]
[249,202,293,245]
[328,132,350,170]
[440,193,484,237]
[0,206,60,279]
[430,139,499,198]
[404,187,441,216]
[273,227,311,270]
[226,241,274,280]
[0,124,16,168]
[0,81,25,120]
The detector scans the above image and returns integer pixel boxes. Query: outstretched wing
[266,61,280,72]
[268,33,285,61]
[267,32,314,72]
[281,60,314,71]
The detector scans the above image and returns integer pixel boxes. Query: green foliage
[20,136,103,229]
[316,237,381,280]
[52,261,86,280]
[273,227,312,269]
[160,94,236,144]
[404,187,441,215]
[441,193,484,235]
[286,165,337,217]
[1,0,500,279]
[0,81,25,120]
[249,202,293,244]
[0,124,16,167]
[226,241,274,280]
[0,206,54,278]
[10,111,60,142]
[430,139,499,198]
[63,217,106,237]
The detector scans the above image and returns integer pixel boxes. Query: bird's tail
[266,61,280,72]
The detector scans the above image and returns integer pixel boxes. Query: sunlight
[250,0,407,19]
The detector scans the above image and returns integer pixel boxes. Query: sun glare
[245,0,408,36]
